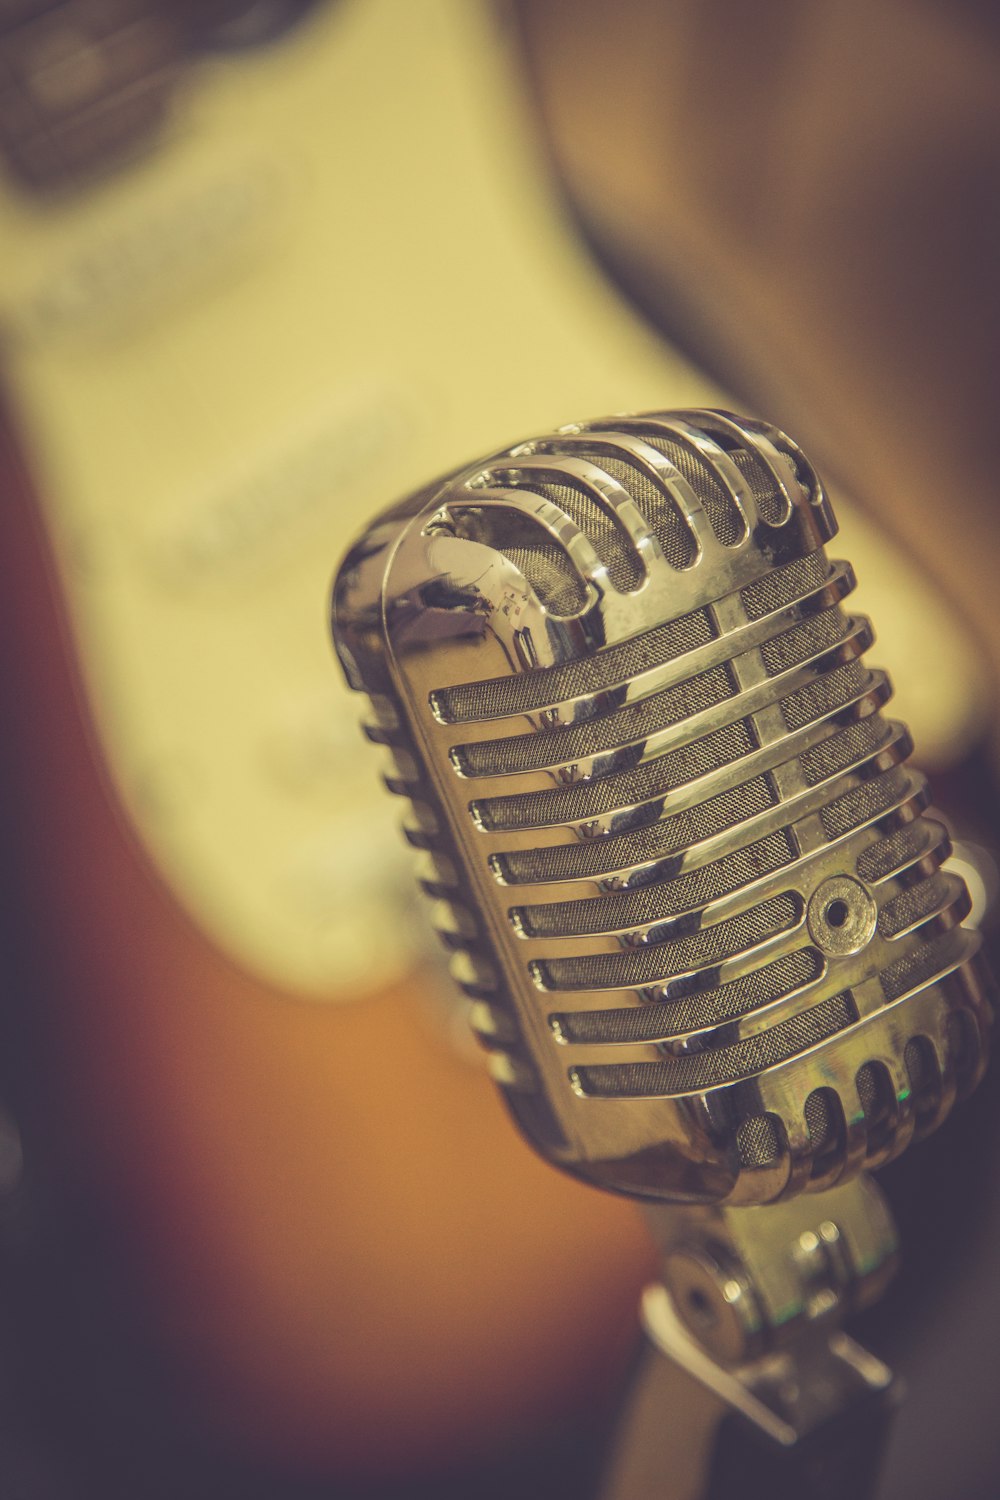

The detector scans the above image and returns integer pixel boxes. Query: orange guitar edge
[0,411,658,1480]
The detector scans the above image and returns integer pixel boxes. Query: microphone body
[332,410,990,1208]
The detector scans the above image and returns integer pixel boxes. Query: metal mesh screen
[879,872,956,938]
[571,991,856,1094]
[799,714,891,787]
[634,433,746,546]
[447,506,586,616]
[856,818,944,883]
[880,934,955,1003]
[535,893,801,991]
[759,606,851,676]
[518,830,797,938]
[551,947,823,1043]
[856,1061,894,1138]
[740,550,830,620]
[730,449,788,528]
[476,717,756,830]
[498,774,778,884]
[456,662,736,777]
[820,766,910,840]
[564,450,697,570]
[526,479,645,593]
[805,1087,842,1153]
[780,660,870,731]
[431,606,716,723]
[736,1114,783,1167]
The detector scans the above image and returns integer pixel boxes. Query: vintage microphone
[331,410,992,1497]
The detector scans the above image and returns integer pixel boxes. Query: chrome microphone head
[331,410,991,1206]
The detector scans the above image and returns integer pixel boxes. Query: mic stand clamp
[602,1175,902,1500]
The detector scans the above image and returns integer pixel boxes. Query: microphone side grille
[779,659,870,730]
[552,947,824,1045]
[880,931,968,1005]
[741,549,831,619]
[536,892,802,992]
[445,504,589,616]
[432,605,718,724]
[856,818,946,884]
[820,766,911,841]
[571,991,858,1096]
[619,432,746,545]
[457,662,737,780]
[430,439,986,1188]
[879,872,965,940]
[800,716,893,785]
[516,829,797,938]
[501,477,647,593]
[475,714,756,831]
[555,450,704,566]
[729,449,789,528]
[497,774,780,886]
[759,605,850,675]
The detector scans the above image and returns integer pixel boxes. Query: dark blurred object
[509,0,1000,688]
[0,0,323,191]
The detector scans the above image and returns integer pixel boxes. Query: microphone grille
[333,409,991,1205]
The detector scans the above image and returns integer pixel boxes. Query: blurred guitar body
[0,0,989,1491]
[0,0,678,1483]
[0,427,660,1484]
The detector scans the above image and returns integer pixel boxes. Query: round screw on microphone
[332,409,992,1209]
[806,878,877,957]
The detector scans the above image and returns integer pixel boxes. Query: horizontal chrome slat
[431,558,854,734]
[561,925,982,1101]
[487,455,659,554]
[470,676,890,839]
[490,727,917,887]
[508,773,926,948]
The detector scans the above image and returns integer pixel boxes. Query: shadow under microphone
[331,408,992,1496]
